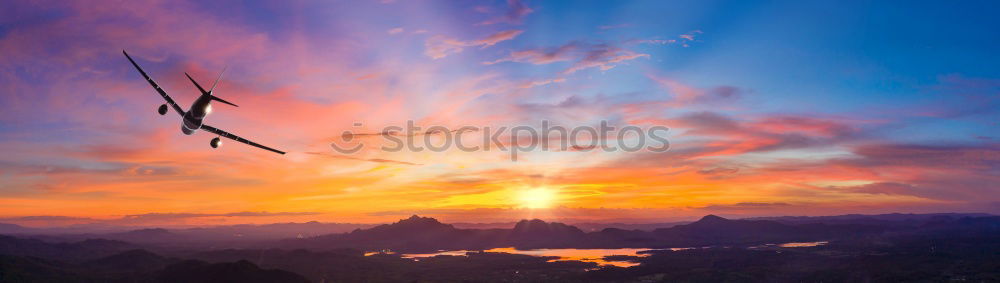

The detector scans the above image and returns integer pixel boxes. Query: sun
[517,187,556,209]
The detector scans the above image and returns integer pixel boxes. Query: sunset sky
[1,0,998,227]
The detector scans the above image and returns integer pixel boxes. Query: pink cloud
[484,42,578,65]
[484,41,649,74]
[679,30,702,41]
[563,46,649,74]
[424,30,524,59]
[649,75,744,106]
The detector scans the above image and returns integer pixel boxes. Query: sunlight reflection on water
[401,247,656,267]
[389,241,830,268]
[777,241,828,247]
[749,241,829,249]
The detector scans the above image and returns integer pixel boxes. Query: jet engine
[210,137,222,148]
[157,104,168,115]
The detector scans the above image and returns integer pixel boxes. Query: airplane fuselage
[181,93,214,135]
[124,49,285,154]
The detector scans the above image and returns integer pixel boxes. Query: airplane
[123,50,286,155]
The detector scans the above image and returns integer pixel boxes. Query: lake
[778,241,828,247]
[392,241,830,268]
[403,247,655,267]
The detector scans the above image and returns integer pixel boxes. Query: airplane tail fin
[210,95,238,107]
[185,72,209,94]
[185,69,239,107]
[207,66,237,107]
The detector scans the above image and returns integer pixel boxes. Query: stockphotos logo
[331,120,670,161]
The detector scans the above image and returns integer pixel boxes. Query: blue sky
[0,0,997,225]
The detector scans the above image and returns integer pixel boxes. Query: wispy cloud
[478,0,534,25]
[632,30,703,47]
[485,41,650,74]
[484,42,578,65]
[648,75,745,106]
[0,212,323,227]
[563,45,649,74]
[425,30,524,59]
[0,215,94,222]
[701,202,791,210]
[342,128,479,139]
[387,27,404,35]
[305,152,422,166]
[123,211,322,221]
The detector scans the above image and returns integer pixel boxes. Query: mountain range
[1,213,997,282]
[284,213,997,252]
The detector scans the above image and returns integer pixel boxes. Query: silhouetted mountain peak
[396,215,447,226]
[124,228,171,235]
[357,215,455,235]
[512,219,584,236]
[0,222,28,234]
[656,214,800,241]
[514,219,546,228]
[696,215,730,224]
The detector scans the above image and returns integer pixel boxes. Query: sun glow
[518,188,556,209]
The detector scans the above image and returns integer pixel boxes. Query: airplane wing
[200,124,286,155]
[123,50,185,116]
